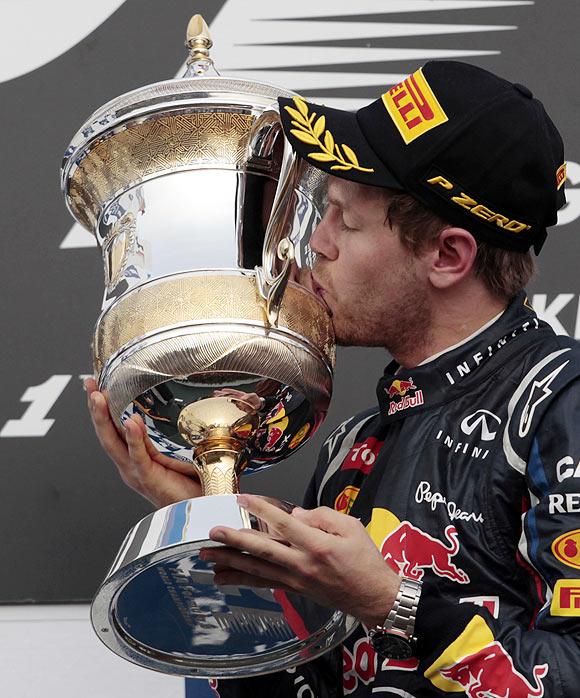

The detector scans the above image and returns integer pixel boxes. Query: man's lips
[311,275,325,297]
[311,275,332,315]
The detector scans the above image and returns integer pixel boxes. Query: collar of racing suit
[376,291,543,423]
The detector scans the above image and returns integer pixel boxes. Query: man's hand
[85,377,202,508]
[201,494,401,628]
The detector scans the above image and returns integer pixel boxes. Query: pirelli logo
[557,163,567,190]
[550,579,580,616]
[382,68,448,144]
[427,173,532,234]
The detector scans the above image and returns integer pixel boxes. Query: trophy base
[91,495,358,677]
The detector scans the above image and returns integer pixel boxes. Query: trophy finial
[184,14,218,77]
[186,14,212,57]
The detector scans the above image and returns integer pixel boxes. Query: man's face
[308,176,432,354]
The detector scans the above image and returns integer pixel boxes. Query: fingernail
[211,530,226,542]
[90,393,98,410]
[236,494,249,507]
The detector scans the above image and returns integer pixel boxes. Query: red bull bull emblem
[426,616,548,697]
[258,401,289,452]
[439,641,548,698]
[386,377,424,416]
[380,522,470,584]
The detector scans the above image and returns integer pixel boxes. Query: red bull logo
[259,401,289,452]
[264,425,284,450]
[386,377,416,398]
[440,642,548,698]
[380,522,470,584]
[386,377,425,416]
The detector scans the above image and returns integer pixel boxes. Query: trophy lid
[61,15,295,198]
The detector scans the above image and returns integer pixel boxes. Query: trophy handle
[256,141,299,325]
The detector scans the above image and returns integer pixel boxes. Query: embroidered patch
[382,68,448,144]
[284,96,374,173]
[557,163,567,190]
[550,579,580,616]
[334,485,360,514]
[288,422,311,450]
[426,172,532,234]
[552,529,580,569]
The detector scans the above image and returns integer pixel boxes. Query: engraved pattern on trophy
[94,274,334,372]
[61,13,357,678]
[68,112,255,230]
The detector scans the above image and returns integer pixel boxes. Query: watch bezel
[369,627,416,660]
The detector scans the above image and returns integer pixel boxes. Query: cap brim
[279,96,403,190]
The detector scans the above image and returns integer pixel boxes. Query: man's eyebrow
[327,194,346,209]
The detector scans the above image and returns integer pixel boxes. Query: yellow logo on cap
[382,68,448,145]
[284,96,374,173]
[551,579,580,616]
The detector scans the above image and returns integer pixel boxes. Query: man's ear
[427,227,478,290]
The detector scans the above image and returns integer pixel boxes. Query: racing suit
[213,292,580,697]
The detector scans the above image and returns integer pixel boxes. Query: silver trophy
[61,15,356,677]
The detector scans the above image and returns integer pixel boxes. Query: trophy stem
[177,397,258,496]
[193,440,244,496]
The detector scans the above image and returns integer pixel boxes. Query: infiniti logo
[460,410,502,441]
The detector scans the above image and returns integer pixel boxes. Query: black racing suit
[213,292,580,697]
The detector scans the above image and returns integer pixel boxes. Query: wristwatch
[368,578,422,659]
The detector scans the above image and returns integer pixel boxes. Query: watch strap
[382,577,422,637]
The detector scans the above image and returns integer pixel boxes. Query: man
[86,62,580,697]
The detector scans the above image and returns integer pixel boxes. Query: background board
[1,1,579,695]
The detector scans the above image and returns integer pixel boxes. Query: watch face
[371,632,414,660]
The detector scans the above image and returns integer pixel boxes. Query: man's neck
[394,290,508,369]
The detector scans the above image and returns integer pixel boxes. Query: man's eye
[341,219,357,232]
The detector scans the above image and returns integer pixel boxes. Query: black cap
[279,61,567,254]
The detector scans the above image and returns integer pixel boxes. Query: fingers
[214,568,292,591]
[292,505,356,536]
[85,380,201,506]
[124,415,154,482]
[87,387,131,470]
[201,545,295,588]
[208,526,301,569]
[236,495,328,548]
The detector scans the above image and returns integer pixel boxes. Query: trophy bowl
[61,15,357,677]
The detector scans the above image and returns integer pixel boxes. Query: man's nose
[310,213,338,260]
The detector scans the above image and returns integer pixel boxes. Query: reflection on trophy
[61,15,356,678]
